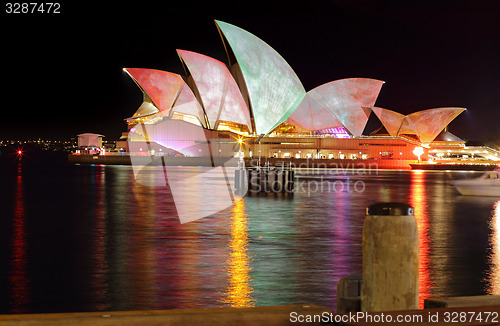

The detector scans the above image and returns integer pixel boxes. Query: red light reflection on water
[409,170,432,309]
[10,162,29,313]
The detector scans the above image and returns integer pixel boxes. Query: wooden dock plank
[0,305,332,326]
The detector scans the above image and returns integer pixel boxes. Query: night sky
[2,0,500,142]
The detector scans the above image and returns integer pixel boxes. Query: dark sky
[1,0,500,142]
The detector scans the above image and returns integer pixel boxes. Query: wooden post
[247,169,255,194]
[271,168,280,192]
[234,168,247,197]
[264,167,269,192]
[235,168,241,193]
[288,168,294,192]
[281,167,286,192]
[361,202,419,312]
[256,169,261,191]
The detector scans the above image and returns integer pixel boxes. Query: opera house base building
[70,20,500,170]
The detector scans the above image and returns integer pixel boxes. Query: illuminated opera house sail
[120,20,494,167]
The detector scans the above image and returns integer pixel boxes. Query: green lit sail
[215,20,306,135]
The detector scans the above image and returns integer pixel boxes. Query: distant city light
[15,146,23,159]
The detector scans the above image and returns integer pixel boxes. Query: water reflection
[409,171,432,309]
[222,199,254,307]
[129,179,156,309]
[487,200,500,294]
[9,162,29,313]
[330,188,355,305]
[89,165,110,311]
[5,164,500,314]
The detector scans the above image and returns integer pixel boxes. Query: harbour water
[0,154,499,314]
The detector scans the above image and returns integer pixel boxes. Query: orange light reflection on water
[222,199,254,307]
[487,200,500,294]
[409,170,432,309]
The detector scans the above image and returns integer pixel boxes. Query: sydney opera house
[117,20,500,169]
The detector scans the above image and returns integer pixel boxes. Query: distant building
[77,133,104,155]
[115,132,129,153]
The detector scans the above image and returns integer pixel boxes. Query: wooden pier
[243,166,295,194]
[0,305,328,326]
[1,303,499,326]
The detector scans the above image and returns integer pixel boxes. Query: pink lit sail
[406,107,466,143]
[374,107,466,143]
[398,116,418,136]
[300,78,384,136]
[287,95,344,130]
[124,68,184,116]
[177,50,252,132]
[371,107,406,136]
[287,78,384,133]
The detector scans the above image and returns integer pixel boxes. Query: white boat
[451,171,500,196]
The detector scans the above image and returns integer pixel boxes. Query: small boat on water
[410,163,497,171]
[450,171,500,196]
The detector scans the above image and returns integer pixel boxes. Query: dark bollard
[246,169,251,191]
[264,167,270,192]
[253,169,258,193]
[361,202,419,312]
[272,168,282,193]
[281,168,294,193]
[281,168,286,192]
[267,167,275,192]
[288,169,295,192]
